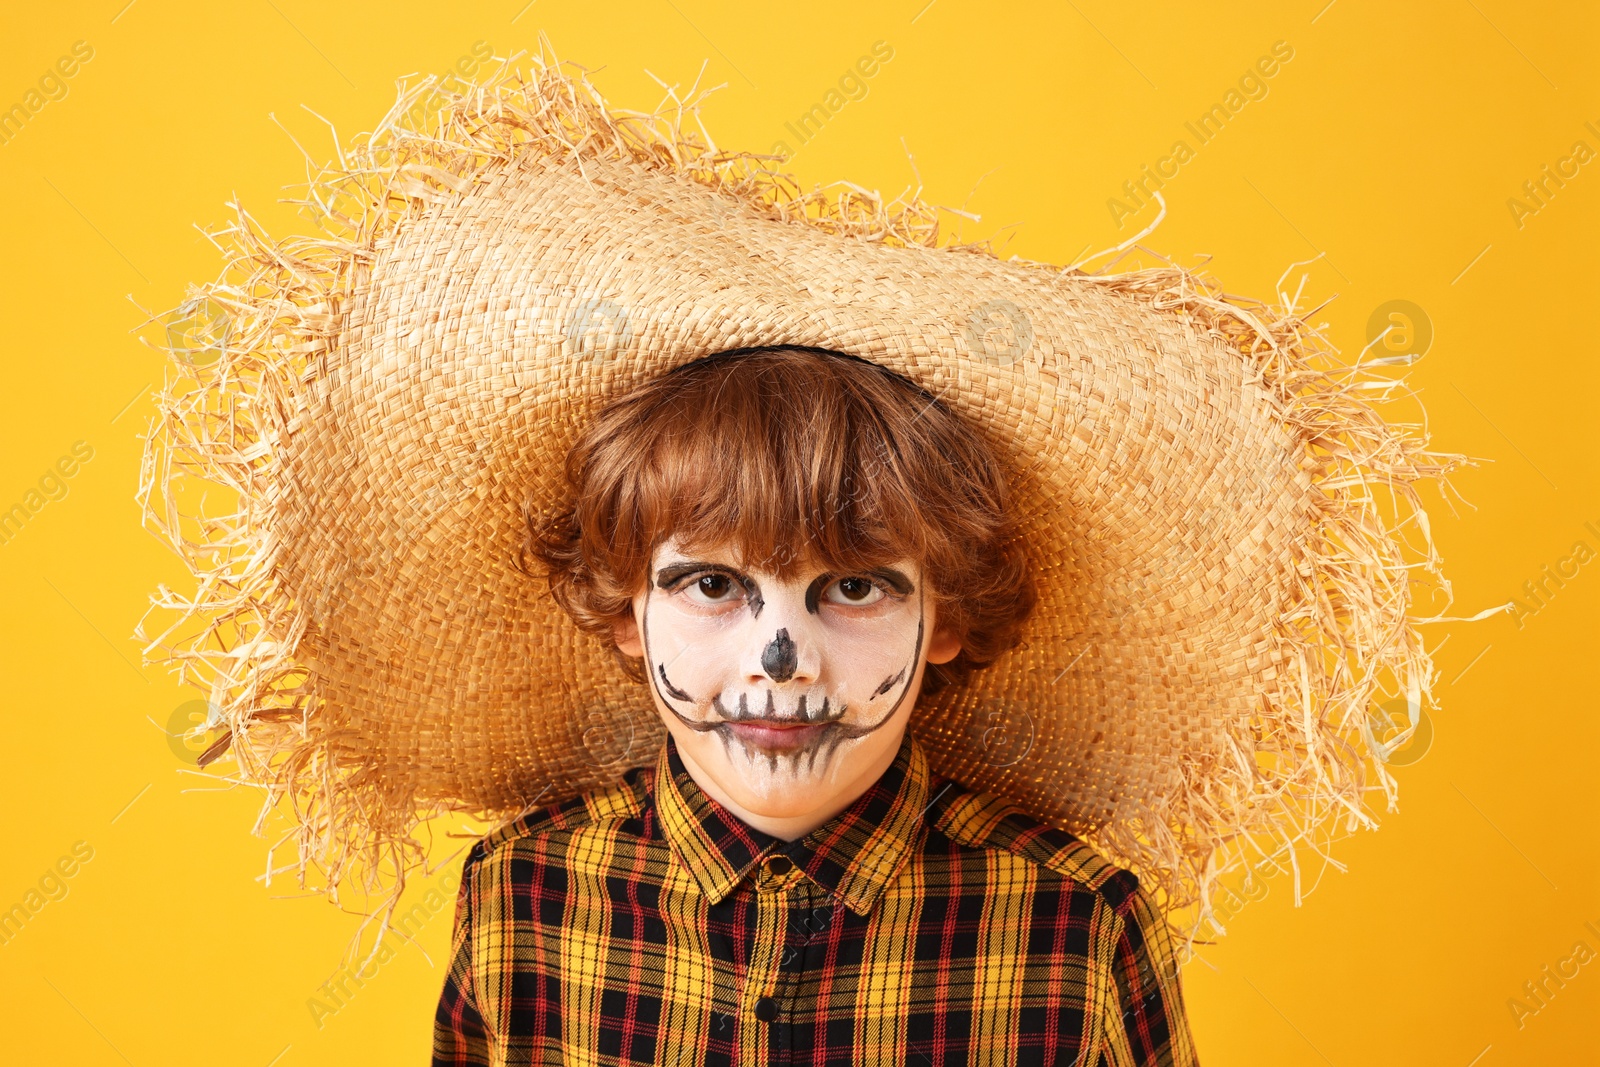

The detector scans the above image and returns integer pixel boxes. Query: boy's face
[613,535,960,838]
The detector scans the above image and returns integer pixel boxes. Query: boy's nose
[762,628,798,682]
[745,608,821,688]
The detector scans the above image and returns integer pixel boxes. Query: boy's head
[525,347,1036,835]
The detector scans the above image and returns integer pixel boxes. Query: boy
[433,345,1197,1066]
[140,53,1441,1067]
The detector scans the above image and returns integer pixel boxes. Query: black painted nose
[762,628,797,682]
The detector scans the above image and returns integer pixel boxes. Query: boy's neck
[674,727,909,842]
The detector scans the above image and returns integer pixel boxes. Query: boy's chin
[719,783,834,821]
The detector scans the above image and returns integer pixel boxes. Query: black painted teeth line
[702,690,846,724]
[709,722,856,776]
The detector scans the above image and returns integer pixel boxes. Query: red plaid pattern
[433,732,1199,1065]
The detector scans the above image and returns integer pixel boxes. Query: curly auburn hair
[518,346,1037,699]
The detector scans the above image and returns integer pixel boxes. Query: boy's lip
[722,718,833,752]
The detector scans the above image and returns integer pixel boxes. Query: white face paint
[629,535,940,836]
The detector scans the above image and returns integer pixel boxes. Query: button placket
[778,881,828,976]
[748,856,799,1051]
[793,881,832,946]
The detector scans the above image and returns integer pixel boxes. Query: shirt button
[754,996,779,1022]
[766,856,793,876]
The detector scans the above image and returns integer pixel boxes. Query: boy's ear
[612,613,643,658]
[926,626,962,665]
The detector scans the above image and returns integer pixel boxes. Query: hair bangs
[622,372,937,579]
[523,346,1036,695]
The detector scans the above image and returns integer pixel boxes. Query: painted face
[629,536,941,834]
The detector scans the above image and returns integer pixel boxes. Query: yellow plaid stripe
[433,734,1199,1065]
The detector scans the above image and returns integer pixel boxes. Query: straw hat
[137,45,1460,935]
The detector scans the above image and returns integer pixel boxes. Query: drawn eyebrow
[654,561,749,589]
[655,560,767,616]
[656,561,916,614]
[803,568,915,612]
[867,568,915,595]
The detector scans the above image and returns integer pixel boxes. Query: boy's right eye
[681,573,743,605]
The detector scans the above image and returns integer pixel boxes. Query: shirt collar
[654,730,933,917]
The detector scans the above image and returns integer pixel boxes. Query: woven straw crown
[137,45,1459,938]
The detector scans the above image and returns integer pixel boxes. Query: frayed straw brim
[135,37,1466,949]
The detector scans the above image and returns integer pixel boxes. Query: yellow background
[1,1,1595,1063]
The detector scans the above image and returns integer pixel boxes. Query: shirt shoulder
[464,764,656,871]
[926,778,1142,911]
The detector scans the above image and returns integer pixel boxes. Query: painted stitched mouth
[711,689,845,725]
[668,701,896,746]
[721,718,834,753]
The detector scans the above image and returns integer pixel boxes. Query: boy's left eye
[825,576,886,606]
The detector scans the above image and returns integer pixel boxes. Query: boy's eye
[671,570,899,609]
[825,576,886,607]
[682,573,744,605]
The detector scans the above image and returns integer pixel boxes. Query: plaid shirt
[433,731,1199,1066]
